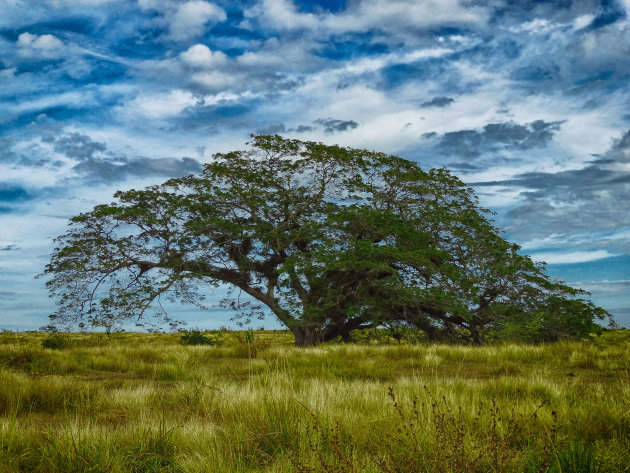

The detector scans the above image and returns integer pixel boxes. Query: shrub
[41,333,68,350]
[178,330,215,346]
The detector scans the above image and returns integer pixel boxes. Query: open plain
[0,330,629,472]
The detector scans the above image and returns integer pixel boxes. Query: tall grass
[0,330,628,472]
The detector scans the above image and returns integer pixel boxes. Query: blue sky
[1,0,629,330]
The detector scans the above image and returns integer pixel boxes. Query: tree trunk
[468,325,484,345]
[291,326,322,346]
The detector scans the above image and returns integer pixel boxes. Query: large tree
[43,135,609,345]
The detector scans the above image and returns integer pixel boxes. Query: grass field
[0,329,629,472]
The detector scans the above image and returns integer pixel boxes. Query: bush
[41,333,68,350]
[178,330,215,346]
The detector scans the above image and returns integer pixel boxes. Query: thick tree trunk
[290,317,373,346]
[468,325,485,345]
[291,326,322,346]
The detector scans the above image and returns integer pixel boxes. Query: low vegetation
[0,329,629,472]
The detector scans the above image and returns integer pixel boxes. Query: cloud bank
[1,0,629,328]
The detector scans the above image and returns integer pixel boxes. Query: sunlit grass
[0,330,628,472]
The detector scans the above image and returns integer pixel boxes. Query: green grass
[0,330,628,472]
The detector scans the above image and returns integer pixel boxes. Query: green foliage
[178,330,216,346]
[41,333,68,350]
[344,326,429,344]
[43,135,611,345]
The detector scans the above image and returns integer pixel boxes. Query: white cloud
[201,91,258,106]
[169,1,226,41]
[244,0,489,34]
[603,228,630,242]
[14,30,130,68]
[45,0,117,5]
[520,233,573,250]
[180,44,227,68]
[0,67,17,79]
[243,0,318,31]
[9,91,92,115]
[473,186,527,210]
[574,280,630,293]
[530,250,616,265]
[189,71,237,91]
[572,14,594,30]
[252,45,501,153]
[137,0,157,8]
[123,90,199,119]
[138,0,226,41]
[326,0,489,32]
[17,32,64,57]
[0,160,73,188]
[236,37,320,70]
[138,49,234,92]
[509,19,557,35]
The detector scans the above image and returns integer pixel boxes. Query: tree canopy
[43,135,610,345]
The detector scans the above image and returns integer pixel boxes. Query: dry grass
[0,330,628,472]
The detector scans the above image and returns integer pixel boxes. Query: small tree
[43,135,609,345]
